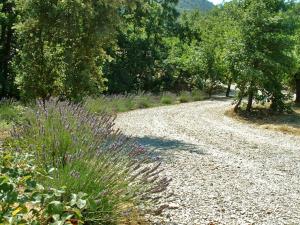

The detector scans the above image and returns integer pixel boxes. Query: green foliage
[164,9,224,94]
[191,89,207,101]
[0,100,24,134]
[7,99,170,224]
[1,0,299,116]
[85,92,207,114]
[161,92,176,104]
[0,151,87,224]
[0,0,18,98]
[84,95,137,114]
[106,0,180,93]
[0,100,23,123]
[290,2,300,103]
[136,95,153,108]
[225,0,295,112]
[178,91,191,103]
[14,0,127,101]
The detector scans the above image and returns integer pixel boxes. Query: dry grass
[0,129,10,140]
[225,105,300,136]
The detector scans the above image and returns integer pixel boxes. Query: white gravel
[115,98,300,225]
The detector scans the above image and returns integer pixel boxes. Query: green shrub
[115,96,135,112]
[85,95,135,114]
[178,91,191,103]
[135,95,152,108]
[191,89,207,101]
[7,99,169,224]
[0,100,24,124]
[161,93,176,105]
[84,97,115,114]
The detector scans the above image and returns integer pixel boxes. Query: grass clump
[191,90,208,101]
[0,100,25,139]
[7,99,170,224]
[135,95,153,109]
[178,91,191,103]
[0,100,24,124]
[161,93,176,105]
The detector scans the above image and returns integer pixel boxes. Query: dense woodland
[1,0,300,111]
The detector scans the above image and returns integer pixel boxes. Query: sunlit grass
[0,100,25,140]
[85,91,208,114]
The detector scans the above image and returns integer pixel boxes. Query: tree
[227,0,295,112]
[105,0,179,93]
[290,2,300,104]
[163,11,204,91]
[164,9,225,94]
[197,8,226,97]
[14,0,126,101]
[0,0,18,99]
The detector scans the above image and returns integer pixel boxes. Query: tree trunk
[246,89,254,112]
[296,78,300,104]
[226,80,232,97]
[0,2,14,98]
[234,96,242,113]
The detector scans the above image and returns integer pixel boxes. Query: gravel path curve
[115,98,300,225]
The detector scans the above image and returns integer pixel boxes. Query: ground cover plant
[0,150,88,224]
[5,99,170,224]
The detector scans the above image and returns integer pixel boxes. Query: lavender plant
[8,99,170,224]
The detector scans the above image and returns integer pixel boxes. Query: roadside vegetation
[0,100,24,139]
[2,99,170,224]
[85,90,208,114]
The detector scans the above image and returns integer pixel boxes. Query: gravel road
[115,98,300,225]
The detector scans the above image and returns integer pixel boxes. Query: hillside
[177,0,215,11]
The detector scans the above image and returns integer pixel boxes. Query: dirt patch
[0,131,10,140]
[225,106,300,136]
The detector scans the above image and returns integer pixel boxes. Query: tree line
[0,0,300,111]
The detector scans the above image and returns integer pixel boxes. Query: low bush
[161,93,176,105]
[178,91,191,103]
[85,95,136,114]
[0,100,25,139]
[191,90,207,101]
[7,99,170,224]
[0,100,25,126]
[135,95,152,109]
[0,150,87,224]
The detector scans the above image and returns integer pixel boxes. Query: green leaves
[70,193,87,209]
[47,201,64,215]
[14,0,127,101]
[0,151,87,224]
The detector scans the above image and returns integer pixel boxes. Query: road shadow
[133,136,204,158]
